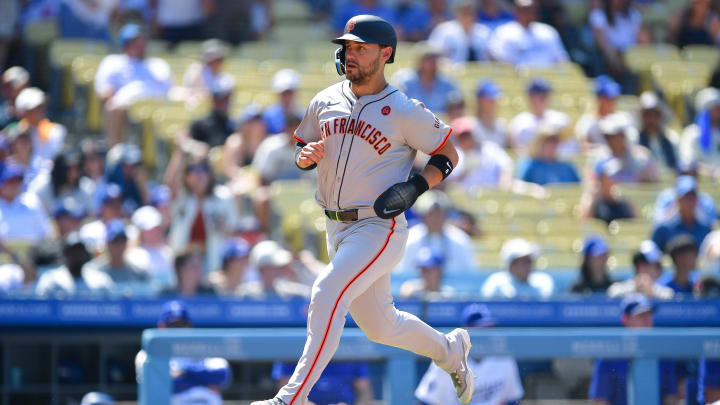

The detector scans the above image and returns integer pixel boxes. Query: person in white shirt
[14,87,66,162]
[607,240,675,299]
[126,205,175,289]
[181,39,228,104]
[428,0,490,64]
[472,79,510,148]
[591,113,659,183]
[508,78,570,154]
[680,87,720,179]
[0,162,51,245]
[395,190,477,275]
[575,75,628,149]
[94,23,172,145]
[262,68,305,136]
[415,303,524,405]
[252,115,307,185]
[488,0,569,67]
[481,238,555,299]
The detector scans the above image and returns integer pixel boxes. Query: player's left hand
[373,175,429,219]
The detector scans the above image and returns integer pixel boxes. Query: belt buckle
[338,209,358,223]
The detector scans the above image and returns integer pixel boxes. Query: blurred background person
[394,43,459,115]
[608,240,674,299]
[472,79,509,148]
[209,238,250,295]
[82,220,148,287]
[28,149,92,215]
[0,66,29,128]
[590,293,678,405]
[481,238,554,299]
[477,0,514,31]
[681,87,720,178]
[161,250,215,297]
[252,115,305,185]
[187,72,236,148]
[593,114,659,183]
[653,161,717,227]
[699,358,720,404]
[58,0,116,41]
[631,92,679,171]
[0,161,51,245]
[575,75,624,149]
[272,360,373,405]
[237,240,310,300]
[580,158,636,225]
[222,104,268,176]
[15,87,65,161]
[570,235,614,294]
[651,176,712,253]
[399,247,455,300]
[104,142,150,211]
[515,122,581,186]
[428,0,490,64]
[4,123,50,188]
[262,68,304,136]
[126,205,175,289]
[331,0,394,36]
[150,0,210,44]
[181,39,228,100]
[508,78,569,153]
[658,234,700,296]
[668,0,720,48]
[415,303,523,405]
[79,183,125,255]
[393,0,434,42]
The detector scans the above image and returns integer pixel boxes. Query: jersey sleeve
[293,96,322,145]
[402,99,452,155]
[589,359,613,400]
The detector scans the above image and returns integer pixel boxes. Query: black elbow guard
[295,142,316,171]
[428,154,453,180]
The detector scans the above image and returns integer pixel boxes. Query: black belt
[324,209,358,222]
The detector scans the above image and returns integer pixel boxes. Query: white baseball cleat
[250,399,287,405]
[447,328,475,404]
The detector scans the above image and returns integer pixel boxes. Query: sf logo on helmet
[347,19,356,31]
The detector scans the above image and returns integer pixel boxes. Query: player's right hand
[297,140,325,169]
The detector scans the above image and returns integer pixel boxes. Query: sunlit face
[623,311,653,328]
[344,41,389,85]
[509,256,533,281]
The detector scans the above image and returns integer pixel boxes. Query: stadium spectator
[668,0,720,48]
[472,79,509,148]
[29,149,93,215]
[516,122,581,186]
[332,0,394,34]
[237,240,311,299]
[150,0,208,44]
[82,220,148,287]
[94,23,172,145]
[35,232,111,297]
[658,234,699,296]
[0,66,29,128]
[135,300,232,404]
[79,183,125,255]
[508,78,570,153]
[181,39,228,101]
[589,0,646,92]
[0,0,18,70]
[481,238,554,299]
[477,0,514,31]
[653,161,716,227]
[699,358,720,404]
[446,116,513,191]
[161,250,215,297]
[631,91,679,170]
[222,104,268,174]
[396,191,476,275]
[393,0,433,41]
[415,303,523,405]
[206,0,270,44]
[393,43,460,114]
[252,115,305,185]
[445,91,466,122]
[593,114,659,183]
[53,197,86,240]
[80,391,115,405]
[428,0,490,64]
[187,73,236,148]
[58,0,116,41]
[262,69,304,136]
[165,156,239,272]
[126,205,175,288]
[589,293,678,405]
[488,0,569,67]
[680,87,720,178]
[272,361,374,405]
[209,238,250,295]
[399,247,455,300]
[651,176,712,253]
[15,87,66,161]
[575,75,624,148]
[570,235,613,294]
[79,140,108,216]
[105,142,149,211]
[607,240,674,299]
[4,122,51,187]
[0,162,51,245]
[699,229,720,275]
[580,158,636,225]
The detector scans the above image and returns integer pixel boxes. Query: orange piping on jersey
[289,218,397,405]
[293,133,306,145]
[429,128,453,156]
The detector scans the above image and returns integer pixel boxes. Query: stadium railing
[140,327,720,405]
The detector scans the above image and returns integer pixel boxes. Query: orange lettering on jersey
[339,118,347,134]
[360,123,371,139]
[367,129,378,144]
[322,121,331,139]
[355,120,365,137]
[378,143,391,155]
[374,136,387,150]
[347,118,356,135]
[333,118,339,134]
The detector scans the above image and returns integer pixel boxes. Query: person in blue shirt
[516,122,581,186]
[698,358,720,404]
[589,294,678,405]
[393,0,433,41]
[332,0,395,34]
[657,234,699,296]
[477,0,514,30]
[651,176,712,254]
[272,361,373,405]
[394,43,460,114]
[262,69,304,136]
[653,161,717,227]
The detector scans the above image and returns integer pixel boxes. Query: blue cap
[594,157,622,179]
[100,183,123,204]
[461,303,497,327]
[81,392,115,405]
[476,79,502,99]
[416,247,444,268]
[527,78,552,94]
[159,300,190,326]
[222,238,251,267]
[0,162,24,185]
[240,103,264,124]
[583,235,609,257]
[119,23,142,47]
[594,75,621,99]
[105,219,127,243]
[676,175,697,197]
[150,184,171,207]
[53,198,87,219]
[621,293,655,316]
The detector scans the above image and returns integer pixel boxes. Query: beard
[345,55,381,85]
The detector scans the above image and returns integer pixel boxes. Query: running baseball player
[251,14,473,405]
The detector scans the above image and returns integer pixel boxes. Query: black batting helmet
[332,15,397,75]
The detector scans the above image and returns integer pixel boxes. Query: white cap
[414,190,452,216]
[695,87,720,112]
[639,91,661,111]
[250,240,293,269]
[598,113,628,137]
[131,205,163,231]
[15,87,45,114]
[2,66,29,89]
[500,238,539,268]
[272,69,300,93]
[210,73,236,96]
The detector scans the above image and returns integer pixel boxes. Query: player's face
[344,41,387,84]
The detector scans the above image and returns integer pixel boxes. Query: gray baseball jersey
[293,80,452,210]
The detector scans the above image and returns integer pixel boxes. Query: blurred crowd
[0,0,719,304]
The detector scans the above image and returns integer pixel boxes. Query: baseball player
[251,14,472,405]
